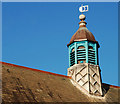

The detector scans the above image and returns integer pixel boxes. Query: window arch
[88,46,93,50]
[71,48,75,52]
[77,46,85,49]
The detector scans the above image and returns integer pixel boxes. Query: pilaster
[85,41,88,63]
[74,42,77,64]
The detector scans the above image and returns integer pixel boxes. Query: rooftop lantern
[67,5,100,67]
[67,5,103,97]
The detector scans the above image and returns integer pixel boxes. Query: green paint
[85,41,88,63]
[68,40,99,67]
[75,42,77,64]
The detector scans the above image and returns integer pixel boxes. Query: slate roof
[1,62,120,103]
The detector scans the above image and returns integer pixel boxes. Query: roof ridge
[0,61,71,79]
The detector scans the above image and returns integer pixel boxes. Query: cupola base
[67,63,103,97]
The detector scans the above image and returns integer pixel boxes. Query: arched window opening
[77,46,86,64]
[77,46,85,49]
[88,46,95,64]
[88,46,93,50]
[72,48,75,52]
[88,46,93,49]
[70,48,75,66]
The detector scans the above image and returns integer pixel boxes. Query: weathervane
[79,4,88,14]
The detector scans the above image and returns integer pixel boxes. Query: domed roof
[67,13,99,47]
[67,27,99,47]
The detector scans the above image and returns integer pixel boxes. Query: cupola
[67,13,100,67]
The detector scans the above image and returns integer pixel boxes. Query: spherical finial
[79,14,86,20]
